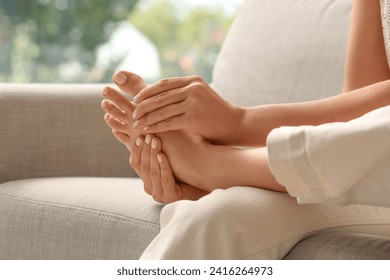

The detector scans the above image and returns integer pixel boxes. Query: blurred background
[0,0,243,84]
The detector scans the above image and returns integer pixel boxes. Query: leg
[141,186,390,259]
[101,76,213,191]
[102,71,283,192]
[143,131,284,192]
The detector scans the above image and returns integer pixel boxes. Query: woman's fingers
[157,152,182,203]
[132,87,187,120]
[133,102,187,132]
[149,137,163,201]
[129,135,144,177]
[140,134,153,195]
[134,135,182,203]
[131,78,207,133]
[146,140,208,203]
[136,114,187,134]
[112,71,147,97]
[133,76,200,104]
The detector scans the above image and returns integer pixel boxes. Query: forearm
[231,79,390,147]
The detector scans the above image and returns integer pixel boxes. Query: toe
[112,131,131,151]
[112,71,148,97]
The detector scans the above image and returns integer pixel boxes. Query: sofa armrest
[0,83,137,183]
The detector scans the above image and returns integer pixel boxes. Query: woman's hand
[131,76,244,144]
[128,133,208,203]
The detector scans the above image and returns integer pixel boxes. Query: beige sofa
[1,0,390,259]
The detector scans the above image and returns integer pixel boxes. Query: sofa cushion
[285,232,390,259]
[212,0,352,106]
[0,177,161,259]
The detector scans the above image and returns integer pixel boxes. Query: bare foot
[101,71,214,191]
[101,86,140,149]
[100,71,147,149]
[102,73,284,193]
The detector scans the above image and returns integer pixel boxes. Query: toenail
[102,87,109,96]
[132,120,139,128]
[145,134,152,144]
[113,72,127,85]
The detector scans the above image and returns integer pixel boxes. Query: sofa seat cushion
[0,177,162,259]
[285,232,390,259]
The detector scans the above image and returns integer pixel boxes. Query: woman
[101,0,390,259]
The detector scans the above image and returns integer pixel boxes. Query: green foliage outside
[0,0,236,83]
[0,0,138,83]
[130,0,235,82]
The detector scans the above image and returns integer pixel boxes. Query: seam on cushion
[0,194,160,230]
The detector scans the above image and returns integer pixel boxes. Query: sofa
[1,0,390,260]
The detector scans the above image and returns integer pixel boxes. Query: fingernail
[151,138,158,149]
[104,113,110,120]
[157,154,163,163]
[143,126,150,131]
[132,109,138,119]
[101,100,108,108]
[113,72,127,85]
[133,94,140,103]
[102,87,109,96]
[145,134,152,144]
[136,137,142,146]
[132,120,139,128]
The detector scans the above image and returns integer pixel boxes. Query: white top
[380,0,390,67]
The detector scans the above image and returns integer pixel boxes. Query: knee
[160,189,235,230]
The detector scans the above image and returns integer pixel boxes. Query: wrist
[236,105,273,147]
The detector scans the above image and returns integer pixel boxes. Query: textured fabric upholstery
[0,83,137,184]
[212,0,352,106]
[0,177,161,259]
[285,232,390,259]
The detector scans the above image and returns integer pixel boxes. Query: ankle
[198,144,231,191]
